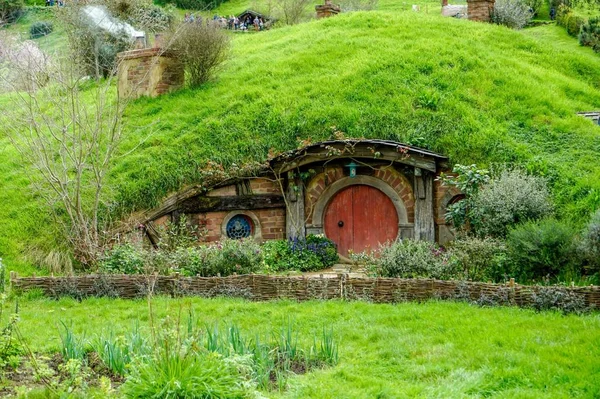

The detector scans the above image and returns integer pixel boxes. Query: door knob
[338,221,344,227]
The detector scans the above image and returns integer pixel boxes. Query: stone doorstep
[303,264,367,278]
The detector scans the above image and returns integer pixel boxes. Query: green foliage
[262,235,339,273]
[123,349,252,398]
[557,4,586,36]
[523,0,544,15]
[373,239,458,279]
[170,20,230,87]
[29,20,53,39]
[448,235,508,282]
[0,257,5,294]
[580,210,600,273]
[0,0,24,24]
[442,167,553,238]
[93,326,150,376]
[579,16,600,52]
[506,219,579,282]
[100,244,145,275]
[438,164,490,231]
[59,6,131,78]
[59,321,87,361]
[0,296,21,368]
[106,0,175,33]
[155,0,229,10]
[174,239,262,276]
[471,169,553,238]
[531,286,587,314]
[492,0,533,29]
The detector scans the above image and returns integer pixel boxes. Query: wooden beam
[177,194,285,214]
[272,148,437,174]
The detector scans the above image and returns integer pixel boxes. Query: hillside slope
[114,12,600,215]
[1,10,600,273]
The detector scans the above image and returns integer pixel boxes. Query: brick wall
[250,179,281,195]
[117,48,184,100]
[195,208,285,242]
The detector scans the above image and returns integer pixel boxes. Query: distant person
[234,17,240,30]
[253,16,259,31]
[259,18,264,30]
[550,7,556,20]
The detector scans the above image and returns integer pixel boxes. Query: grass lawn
[11,296,600,398]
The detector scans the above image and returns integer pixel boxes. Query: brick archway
[310,176,411,239]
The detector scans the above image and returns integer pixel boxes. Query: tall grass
[55,310,339,395]
[58,321,86,361]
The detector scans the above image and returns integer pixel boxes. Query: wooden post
[285,174,306,240]
[413,168,435,241]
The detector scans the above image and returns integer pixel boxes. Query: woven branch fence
[9,272,600,309]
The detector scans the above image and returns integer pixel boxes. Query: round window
[225,215,254,239]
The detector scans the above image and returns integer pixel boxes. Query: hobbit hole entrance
[324,185,399,257]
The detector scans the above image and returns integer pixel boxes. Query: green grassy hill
[1,7,600,274]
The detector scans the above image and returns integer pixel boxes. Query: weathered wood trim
[178,195,285,214]
[272,149,437,174]
[413,168,435,241]
[285,176,306,239]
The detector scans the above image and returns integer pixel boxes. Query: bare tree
[169,20,229,87]
[274,0,312,25]
[0,37,129,266]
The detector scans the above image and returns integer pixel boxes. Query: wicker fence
[9,272,600,309]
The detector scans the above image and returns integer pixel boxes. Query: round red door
[324,185,399,257]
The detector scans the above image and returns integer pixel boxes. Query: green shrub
[175,239,261,276]
[557,5,585,36]
[122,348,252,399]
[29,20,53,39]
[438,164,490,233]
[99,244,145,275]
[0,0,24,25]
[262,235,339,273]
[491,0,533,29]
[506,219,579,282]
[212,238,262,276]
[579,17,600,53]
[374,240,458,280]
[523,0,543,15]
[442,167,553,238]
[531,286,587,314]
[169,20,230,87]
[448,235,508,282]
[580,210,600,273]
[471,169,553,238]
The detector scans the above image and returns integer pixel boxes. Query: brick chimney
[315,0,341,19]
[116,47,184,100]
[467,0,495,21]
